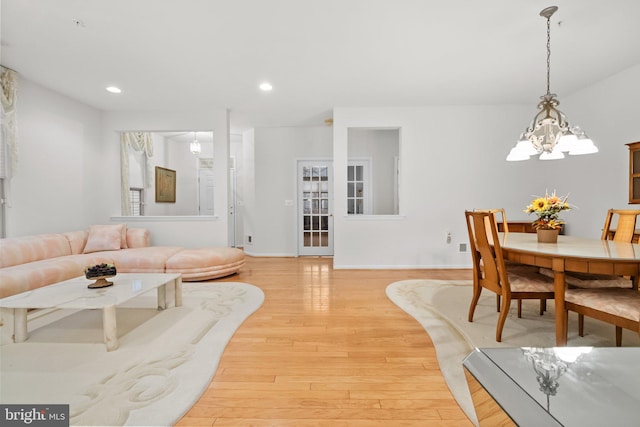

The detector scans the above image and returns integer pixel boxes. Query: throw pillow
[64,230,89,254]
[83,224,126,253]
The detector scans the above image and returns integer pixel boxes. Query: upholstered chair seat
[509,271,555,293]
[565,287,640,346]
[566,288,640,321]
[539,269,633,288]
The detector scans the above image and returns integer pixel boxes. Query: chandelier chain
[546,15,552,95]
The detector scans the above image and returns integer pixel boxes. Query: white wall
[4,77,108,236]
[243,126,333,256]
[8,65,639,261]
[103,110,233,247]
[556,64,640,237]
[5,79,234,248]
[332,65,640,268]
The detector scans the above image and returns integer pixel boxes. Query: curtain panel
[1,66,18,179]
[120,132,154,215]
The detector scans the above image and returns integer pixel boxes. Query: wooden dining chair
[566,209,640,341]
[600,209,640,242]
[557,209,639,289]
[565,287,640,346]
[474,208,543,312]
[465,210,555,342]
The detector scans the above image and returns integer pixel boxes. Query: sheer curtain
[120,132,154,215]
[1,66,18,179]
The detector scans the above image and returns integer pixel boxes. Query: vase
[537,228,559,243]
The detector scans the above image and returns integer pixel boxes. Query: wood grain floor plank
[176,256,473,426]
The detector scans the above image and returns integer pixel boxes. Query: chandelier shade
[507,6,598,161]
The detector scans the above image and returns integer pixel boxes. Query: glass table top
[464,347,640,426]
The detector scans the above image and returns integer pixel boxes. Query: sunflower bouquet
[524,191,570,230]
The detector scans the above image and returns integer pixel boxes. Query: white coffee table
[0,273,182,351]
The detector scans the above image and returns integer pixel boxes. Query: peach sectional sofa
[0,225,245,299]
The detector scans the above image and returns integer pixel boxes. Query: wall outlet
[459,243,468,253]
[246,235,252,244]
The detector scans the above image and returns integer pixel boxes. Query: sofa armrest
[126,228,150,248]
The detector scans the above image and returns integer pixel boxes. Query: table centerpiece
[524,191,570,243]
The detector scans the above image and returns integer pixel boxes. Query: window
[347,161,369,214]
[129,187,144,216]
[347,127,400,215]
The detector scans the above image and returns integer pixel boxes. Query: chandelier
[507,6,598,161]
[190,131,201,155]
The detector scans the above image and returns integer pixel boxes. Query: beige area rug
[386,279,640,426]
[0,282,264,426]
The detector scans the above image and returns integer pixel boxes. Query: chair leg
[468,284,483,322]
[496,294,500,312]
[496,296,511,342]
[517,299,522,318]
[578,314,584,337]
[539,299,545,316]
[616,326,623,347]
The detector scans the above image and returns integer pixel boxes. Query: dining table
[497,232,640,346]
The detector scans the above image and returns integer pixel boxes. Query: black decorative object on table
[85,263,117,288]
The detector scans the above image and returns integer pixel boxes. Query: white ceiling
[2,0,639,133]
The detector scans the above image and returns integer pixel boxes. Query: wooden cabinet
[497,221,564,234]
[627,141,640,204]
[497,221,536,233]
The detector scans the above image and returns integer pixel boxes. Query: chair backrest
[474,208,509,236]
[465,210,509,296]
[601,209,640,242]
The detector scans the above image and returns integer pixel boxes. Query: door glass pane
[634,177,640,200]
[634,151,640,174]
[300,163,331,252]
[320,232,328,246]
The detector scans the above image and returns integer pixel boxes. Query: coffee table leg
[103,304,119,351]
[157,285,167,310]
[175,277,183,307]
[14,308,28,342]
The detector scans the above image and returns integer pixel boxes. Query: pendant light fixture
[190,131,201,155]
[507,6,598,161]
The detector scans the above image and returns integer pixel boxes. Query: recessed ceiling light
[259,82,273,91]
[106,86,122,94]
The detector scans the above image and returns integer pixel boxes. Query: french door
[298,161,333,256]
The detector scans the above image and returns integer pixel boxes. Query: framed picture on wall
[155,166,176,203]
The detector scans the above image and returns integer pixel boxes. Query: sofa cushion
[64,230,89,254]
[0,234,72,268]
[108,247,184,273]
[0,253,115,298]
[83,224,127,253]
[125,227,150,249]
[165,247,245,281]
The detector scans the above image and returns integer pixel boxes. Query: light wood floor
[177,256,473,426]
